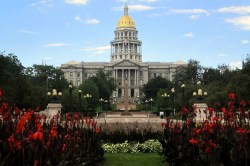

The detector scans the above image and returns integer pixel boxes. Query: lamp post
[145,100,149,110]
[47,89,62,103]
[161,93,169,114]
[99,98,104,111]
[78,90,82,112]
[69,85,73,112]
[171,88,175,115]
[84,94,92,114]
[181,84,185,106]
[193,89,207,102]
[149,98,154,111]
[104,100,108,111]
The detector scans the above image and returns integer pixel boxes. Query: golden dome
[116,4,136,30]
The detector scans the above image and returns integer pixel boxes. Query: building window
[130,79,134,86]
[159,73,162,77]
[70,72,73,77]
[77,72,80,77]
[84,73,87,77]
[140,79,143,85]
[77,80,80,86]
[154,73,156,78]
[140,71,143,77]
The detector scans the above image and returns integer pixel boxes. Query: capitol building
[60,4,185,102]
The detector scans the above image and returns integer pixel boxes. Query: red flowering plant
[159,93,250,166]
[0,88,104,165]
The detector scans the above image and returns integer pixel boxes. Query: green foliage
[102,140,162,153]
[79,79,99,110]
[88,69,116,99]
[143,76,172,99]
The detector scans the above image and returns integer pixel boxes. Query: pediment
[67,65,77,69]
[114,60,138,67]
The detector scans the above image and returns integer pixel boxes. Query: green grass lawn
[102,153,169,166]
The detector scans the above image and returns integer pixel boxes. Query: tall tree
[143,76,172,99]
[88,69,116,99]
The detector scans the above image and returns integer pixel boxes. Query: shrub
[99,121,164,143]
[102,139,162,153]
[159,93,250,166]
[0,89,104,165]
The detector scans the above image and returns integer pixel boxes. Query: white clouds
[31,0,54,11]
[19,30,39,35]
[113,5,154,12]
[218,6,250,15]
[83,45,110,54]
[116,0,158,3]
[189,15,200,20]
[229,61,242,69]
[183,32,193,38]
[225,16,250,30]
[74,15,81,21]
[217,53,228,57]
[65,0,88,5]
[44,43,69,47]
[241,40,249,44]
[74,15,100,24]
[129,4,155,11]
[84,18,100,24]
[170,8,209,20]
[171,9,208,15]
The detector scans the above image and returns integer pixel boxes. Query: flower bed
[159,93,250,165]
[0,92,104,165]
[102,139,162,153]
[99,121,164,143]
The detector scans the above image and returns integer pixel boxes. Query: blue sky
[1,0,249,69]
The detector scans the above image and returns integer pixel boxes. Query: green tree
[79,80,99,111]
[24,64,68,91]
[89,69,116,99]
[143,76,172,99]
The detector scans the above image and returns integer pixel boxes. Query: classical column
[122,69,124,86]
[135,69,137,85]
[115,69,118,79]
[124,77,129,114]
[128,69,131,86]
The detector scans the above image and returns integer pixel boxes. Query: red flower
[14,140,22,150]
[228,93,236,100]
[8,134,15,150]
[33,131,43,141]
[161,122,167,128]
[0,88,3,99]
[62,144,67,153]
[189,138,198,145]
[50,127,58,138]
[237,128,246,135]
[205,147,211,154]
[208,107,213,116]
[34,160,39,166]
[221,107,227,113]
[35,106,40,112]
[95,127,101,134]
[196,129,201,135]
[240,100,246,107]
[16,117,26,134]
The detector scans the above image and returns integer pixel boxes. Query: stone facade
[60,4,186,102]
